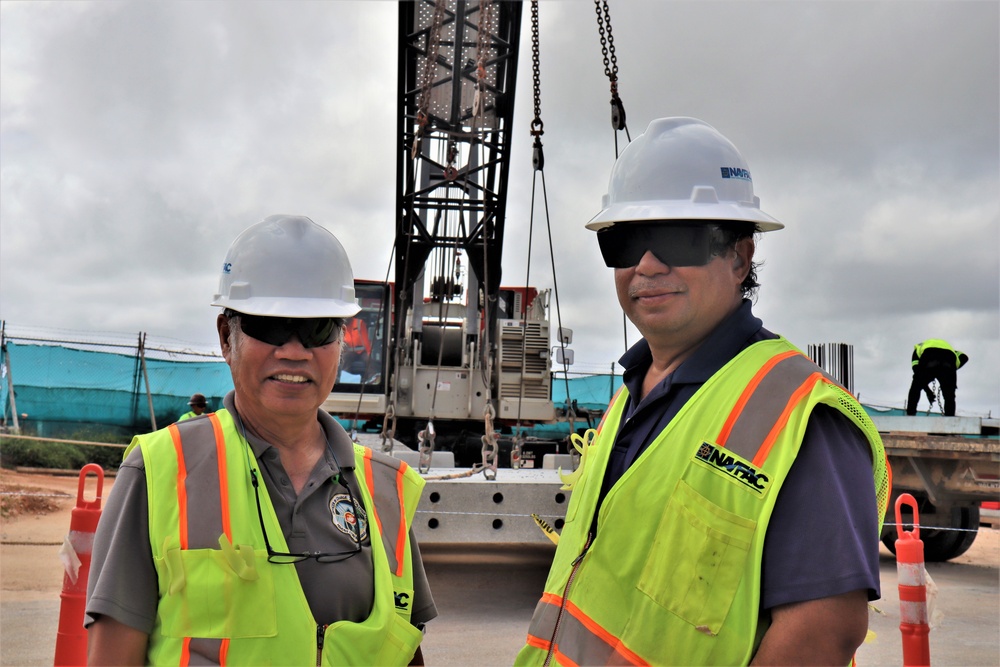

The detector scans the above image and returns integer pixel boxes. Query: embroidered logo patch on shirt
[694,442,770,494]
[330,493,368,543]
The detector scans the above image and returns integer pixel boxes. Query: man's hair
[712,223,761,299]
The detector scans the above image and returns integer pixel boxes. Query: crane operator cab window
[335,282,388,391]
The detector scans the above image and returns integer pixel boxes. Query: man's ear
[217,313,233,361]
[733,237,754,279]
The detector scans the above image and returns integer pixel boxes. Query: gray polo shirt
[85,392,436,633]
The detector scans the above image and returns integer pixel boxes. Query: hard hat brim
[211,296,361,318]
[586,201,784,232]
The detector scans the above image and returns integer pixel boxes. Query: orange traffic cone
[894,493,930,667]
[54,463,105,666]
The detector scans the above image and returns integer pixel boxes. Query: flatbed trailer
[874,415,999,561]
[400,415,1000,562]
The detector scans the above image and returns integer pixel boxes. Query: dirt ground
[0,467,114,603]
[2,467,998,666]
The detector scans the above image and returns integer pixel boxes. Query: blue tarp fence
[551,373,622,413]
[1,339,233,436]
[0,333,623,438]
[0,329,914,445]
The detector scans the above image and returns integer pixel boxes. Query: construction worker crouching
[516,118,889,666]
[906,338,969,416]
[86,215,436,665]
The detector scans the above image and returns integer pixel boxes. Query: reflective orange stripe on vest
[363,447,410,578]
[526,594,649,666]
[716,351,838,465]
[168,413,233,666]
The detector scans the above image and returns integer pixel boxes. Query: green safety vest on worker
[128,409,425,666]
[177,411,200,422]
[517,338,889,667]
[912,339,965,368]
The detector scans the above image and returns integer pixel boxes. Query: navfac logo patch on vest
[695,442,770,494]
[330,493,368,543]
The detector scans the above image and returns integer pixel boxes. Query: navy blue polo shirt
[600,300,881,610]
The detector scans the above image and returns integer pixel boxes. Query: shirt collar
[224,390,357,474]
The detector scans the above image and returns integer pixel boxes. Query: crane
[325,0,558,473]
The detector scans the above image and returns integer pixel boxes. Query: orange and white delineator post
[894,493,931,667]
[54,463,105,667]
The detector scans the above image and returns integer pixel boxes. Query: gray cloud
[1,1,997,416]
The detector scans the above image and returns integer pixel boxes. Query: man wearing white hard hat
[518,119,888,665]
[86,215,436,665]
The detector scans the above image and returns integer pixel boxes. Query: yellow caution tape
[531,513,560,545]
[559,428,597,490]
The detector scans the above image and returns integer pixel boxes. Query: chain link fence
[1,322,232,440]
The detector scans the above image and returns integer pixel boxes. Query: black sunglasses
[596,223,728,269]
[231,311,343,349]
[240,421,362,564]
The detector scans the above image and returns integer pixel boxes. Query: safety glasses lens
[238,315,339,348]
[597,224,717,268]
[296,318,340,348]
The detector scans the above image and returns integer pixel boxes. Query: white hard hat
[586,117,783,232]
[211,215,361,318]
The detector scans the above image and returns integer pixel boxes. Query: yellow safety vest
[130,409,425,666]
[517,339,889,666]
[913,339,962,368]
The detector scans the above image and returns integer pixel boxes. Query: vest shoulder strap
[165,411,237,550]
[356,446,423,578]
[715,345,836,465]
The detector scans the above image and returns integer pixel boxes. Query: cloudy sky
[2,1,997,416]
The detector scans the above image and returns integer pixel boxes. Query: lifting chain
[929,380,945,415]
[481,404,499,480]
[418,420,436,474]
[530,0,544,171]
[379,403,397,455]
[444,141,459,180]
[593,0,627,132]
[511,429,525,470]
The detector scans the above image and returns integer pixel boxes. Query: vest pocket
[372,612,423,666]
[321,610,422,666]
[155,547,278,639]
[637,480,755,635]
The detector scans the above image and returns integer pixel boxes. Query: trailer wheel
[881,504,980,562]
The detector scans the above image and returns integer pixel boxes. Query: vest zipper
[316,624,327,666]
[543,532,593,667]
